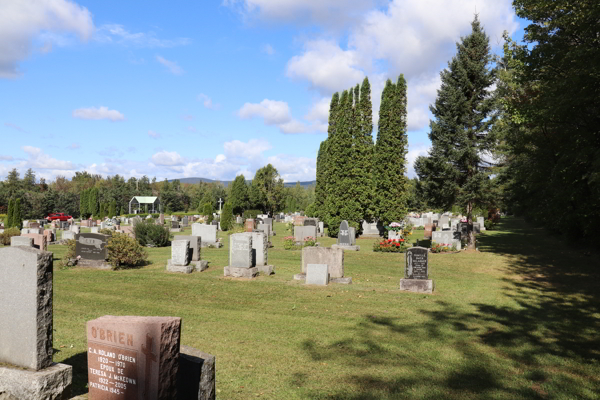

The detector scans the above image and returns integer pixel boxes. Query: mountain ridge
[169,177,316,188]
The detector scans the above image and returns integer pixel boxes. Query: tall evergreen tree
[220,201,233,231]
[314,140,328,220]
[79,189,88,218]
[353,77,374,221]
[373,75,410,228]
[14,198,22,229]
[415,16,496,249]
[325,89,362,236]
[109,199,117,218]
[6,198,14,228]
[88,188,99,217]
[229,175,249,215]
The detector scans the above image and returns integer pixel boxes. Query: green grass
[50,217,600,399]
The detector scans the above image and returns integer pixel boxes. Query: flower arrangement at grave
[373,238,409,253]
[430,241,457,253]
[303,236,317,247]
[283,236,298,250]
[385,222,404,232]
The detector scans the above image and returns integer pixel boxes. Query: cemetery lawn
[50,217,599,399]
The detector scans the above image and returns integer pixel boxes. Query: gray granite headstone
[192,224,218,244]
[182,216,189,227]
[294,225,317,242]
[62,230,75,240]
[10,236,34,247]
[176,235,202,261]
[172,239,191,266]
[229,234,252,268]
[172,220,180,229]
[337,220,351,246]
[306,264,329,285]
[0,246,53,370]
[405,247,428,279]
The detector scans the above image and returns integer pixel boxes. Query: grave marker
[306,264,329,286]
[400,247,434,293]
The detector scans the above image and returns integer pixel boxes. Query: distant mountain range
[170,177,316,188]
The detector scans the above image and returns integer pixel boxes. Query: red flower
[396,243,400,247]
[400,239,404,242]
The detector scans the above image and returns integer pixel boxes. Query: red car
[46,213,72,222]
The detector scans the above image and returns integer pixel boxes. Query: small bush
[283,236,300,250]
[59,239,77,268]
[484,219,494,230]
[133,220,171,247]
[243,209,261,220]
[1,227,21,245]
[99,228,113,236]
[226,224,245,235]
[106,232,148,269]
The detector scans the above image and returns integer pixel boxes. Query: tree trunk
[467,200,476,250]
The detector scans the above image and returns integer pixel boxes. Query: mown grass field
[50,217,600,399]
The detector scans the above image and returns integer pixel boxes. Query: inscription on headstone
[405,247,428,280]
[337,220,351,246]
[87,315,181,400]
[75,233,108,261]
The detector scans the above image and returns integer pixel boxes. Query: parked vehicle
[46,213,72,222]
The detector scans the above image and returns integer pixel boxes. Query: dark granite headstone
[337,220,351,246]
[303,218,317,227]
[405,247,428,280]
[172,220,180,229]
[75,233,108,261]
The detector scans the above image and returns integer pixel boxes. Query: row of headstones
[0,245,215,399]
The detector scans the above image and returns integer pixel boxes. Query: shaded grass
[51,218,600,399]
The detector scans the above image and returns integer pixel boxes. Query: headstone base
[0,363,72,400]
[256,265,274,275]
[201,242,223,248]
[331,244,360,251]
[224,266,259,278]
[293,273,352,284]
[77,259,112,270]
[170,228,182,233]
[166,260,208,273]
[399,279,434,294]
[330,277,353,284]
[177,345,216,400]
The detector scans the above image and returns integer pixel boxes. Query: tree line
[0,165,314,221]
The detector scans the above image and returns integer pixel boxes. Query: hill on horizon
[169,177,316,188]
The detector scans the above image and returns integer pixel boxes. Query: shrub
[226,224,245,235]
[133,220,171,247]
[59,239,77,268]
[202,203,214,224]
[106,232,148,269]
[484,219,494,230]
[283,236,299,250]
[1,227,21,245]
[99,228,113,236]
[242,209,262,220]
[304,203,317,217]
[373,238,409,253]
[220,202,233,231]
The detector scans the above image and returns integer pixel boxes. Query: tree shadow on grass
[295,217,600,399]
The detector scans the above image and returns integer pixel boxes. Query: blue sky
[0,0,526,183]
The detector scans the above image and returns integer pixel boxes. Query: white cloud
[278,0,517,132]
[0,155,14,161]
[148,130,160,139]
[286,40,365,94]
[0,0,94,78]
[197,93,220,110]
[67,143,80,150]
[266,154,316,182]
[406,143,431,178]
[215,154,226,163]
[304,97,331,133]
[224,138,272,160]
[261,43,275,55]
[22,146,75,170]
[95,24,191,47]
[238,99,312,134]
[4,122,27,132]
[72,106,125,121]
[151,151,185,166]
[156,55,183,75]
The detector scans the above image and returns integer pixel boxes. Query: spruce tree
[373,75,410,227]
[415,16,496,249]
[80,189,88,218]
[14,198,22,229]
[88,188,99,217]
[109,199,116,218]
[6,198,14,228]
